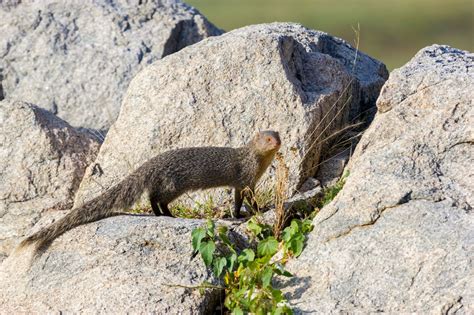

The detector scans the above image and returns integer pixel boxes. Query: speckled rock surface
[0,0,222,130]
[283,45,474,313]
[316,148,350,187]
[0,215,220,313]
[74,22,388,209]
[0,99,99,262]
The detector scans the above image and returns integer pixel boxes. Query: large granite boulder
[284,45,474,313]
[0,0,222,130]
[74,22,388,209]
[0,100,100,261]
[0,215,220,313]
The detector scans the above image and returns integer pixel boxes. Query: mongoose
[19,130,281,250]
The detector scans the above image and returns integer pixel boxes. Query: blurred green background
[187,0,473,70]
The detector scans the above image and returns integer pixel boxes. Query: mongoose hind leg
[149,194,173,217]
[150,202,161,216]
[149,193,162,216]
[159,203,173,217]
[232,188,243,218]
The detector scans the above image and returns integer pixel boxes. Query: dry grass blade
[327,130,363,153]
[298,25,361,171]
[299,94,353,169]
[352,23,361,72]
[300,77,355,155]
[273,152,289,240]
[314,121,363,147]
[304,130,363,176]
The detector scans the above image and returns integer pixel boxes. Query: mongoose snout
[254,130,281,153]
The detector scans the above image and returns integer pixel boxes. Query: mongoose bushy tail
[19,172,147,250]
[19,130,281,250]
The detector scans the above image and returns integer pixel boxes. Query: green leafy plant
[192,218,313,314]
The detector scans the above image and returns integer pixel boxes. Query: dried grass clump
[273,152,289,240]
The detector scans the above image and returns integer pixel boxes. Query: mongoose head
[252,130,281,156]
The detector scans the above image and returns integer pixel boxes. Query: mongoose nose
[274,136,281,147]
[271,132,281,148]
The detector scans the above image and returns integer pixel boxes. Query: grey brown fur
[19,131,281,250]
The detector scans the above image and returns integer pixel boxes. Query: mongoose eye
[266,137,272,143]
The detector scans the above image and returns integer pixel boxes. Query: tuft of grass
[289,197,320,219]
[273,152,290,240]
[242,186,274,215]
[170,196,227,219]
[253,188,274,211]
[316,171,349,209]
[127,203,152,214]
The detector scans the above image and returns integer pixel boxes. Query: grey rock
[0,215,221,313]
[0,99,99,261]
[299,177,320,192]
[75,22,388,210]
[316,148,350,187]
[284,45,474,313]
[0,0,21,10]
[0,0,222,130]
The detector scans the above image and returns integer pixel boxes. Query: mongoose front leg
[232,188,243,218]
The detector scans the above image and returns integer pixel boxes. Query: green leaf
[199,241,215,266]
[281,228,292,243]
[256,255,272,265]
[228,253,237,272]
[261,266,273,288]
[301,219,314,234]
[218,227,234,249]
[257,237,279,257]
[238,248,255,263]
[270,288,284,302]
[275,305,293,315]
[191,227,206,251]
[232,307,244,315]
[289,236,304,257]
[290,220,300,233]
[247,220,263,237]
[274,263,293,277]
[206,219,215,237]
[213,257,227,277]
[282,220,299,242]
[274,307,283,315]
[217,225,228,235]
